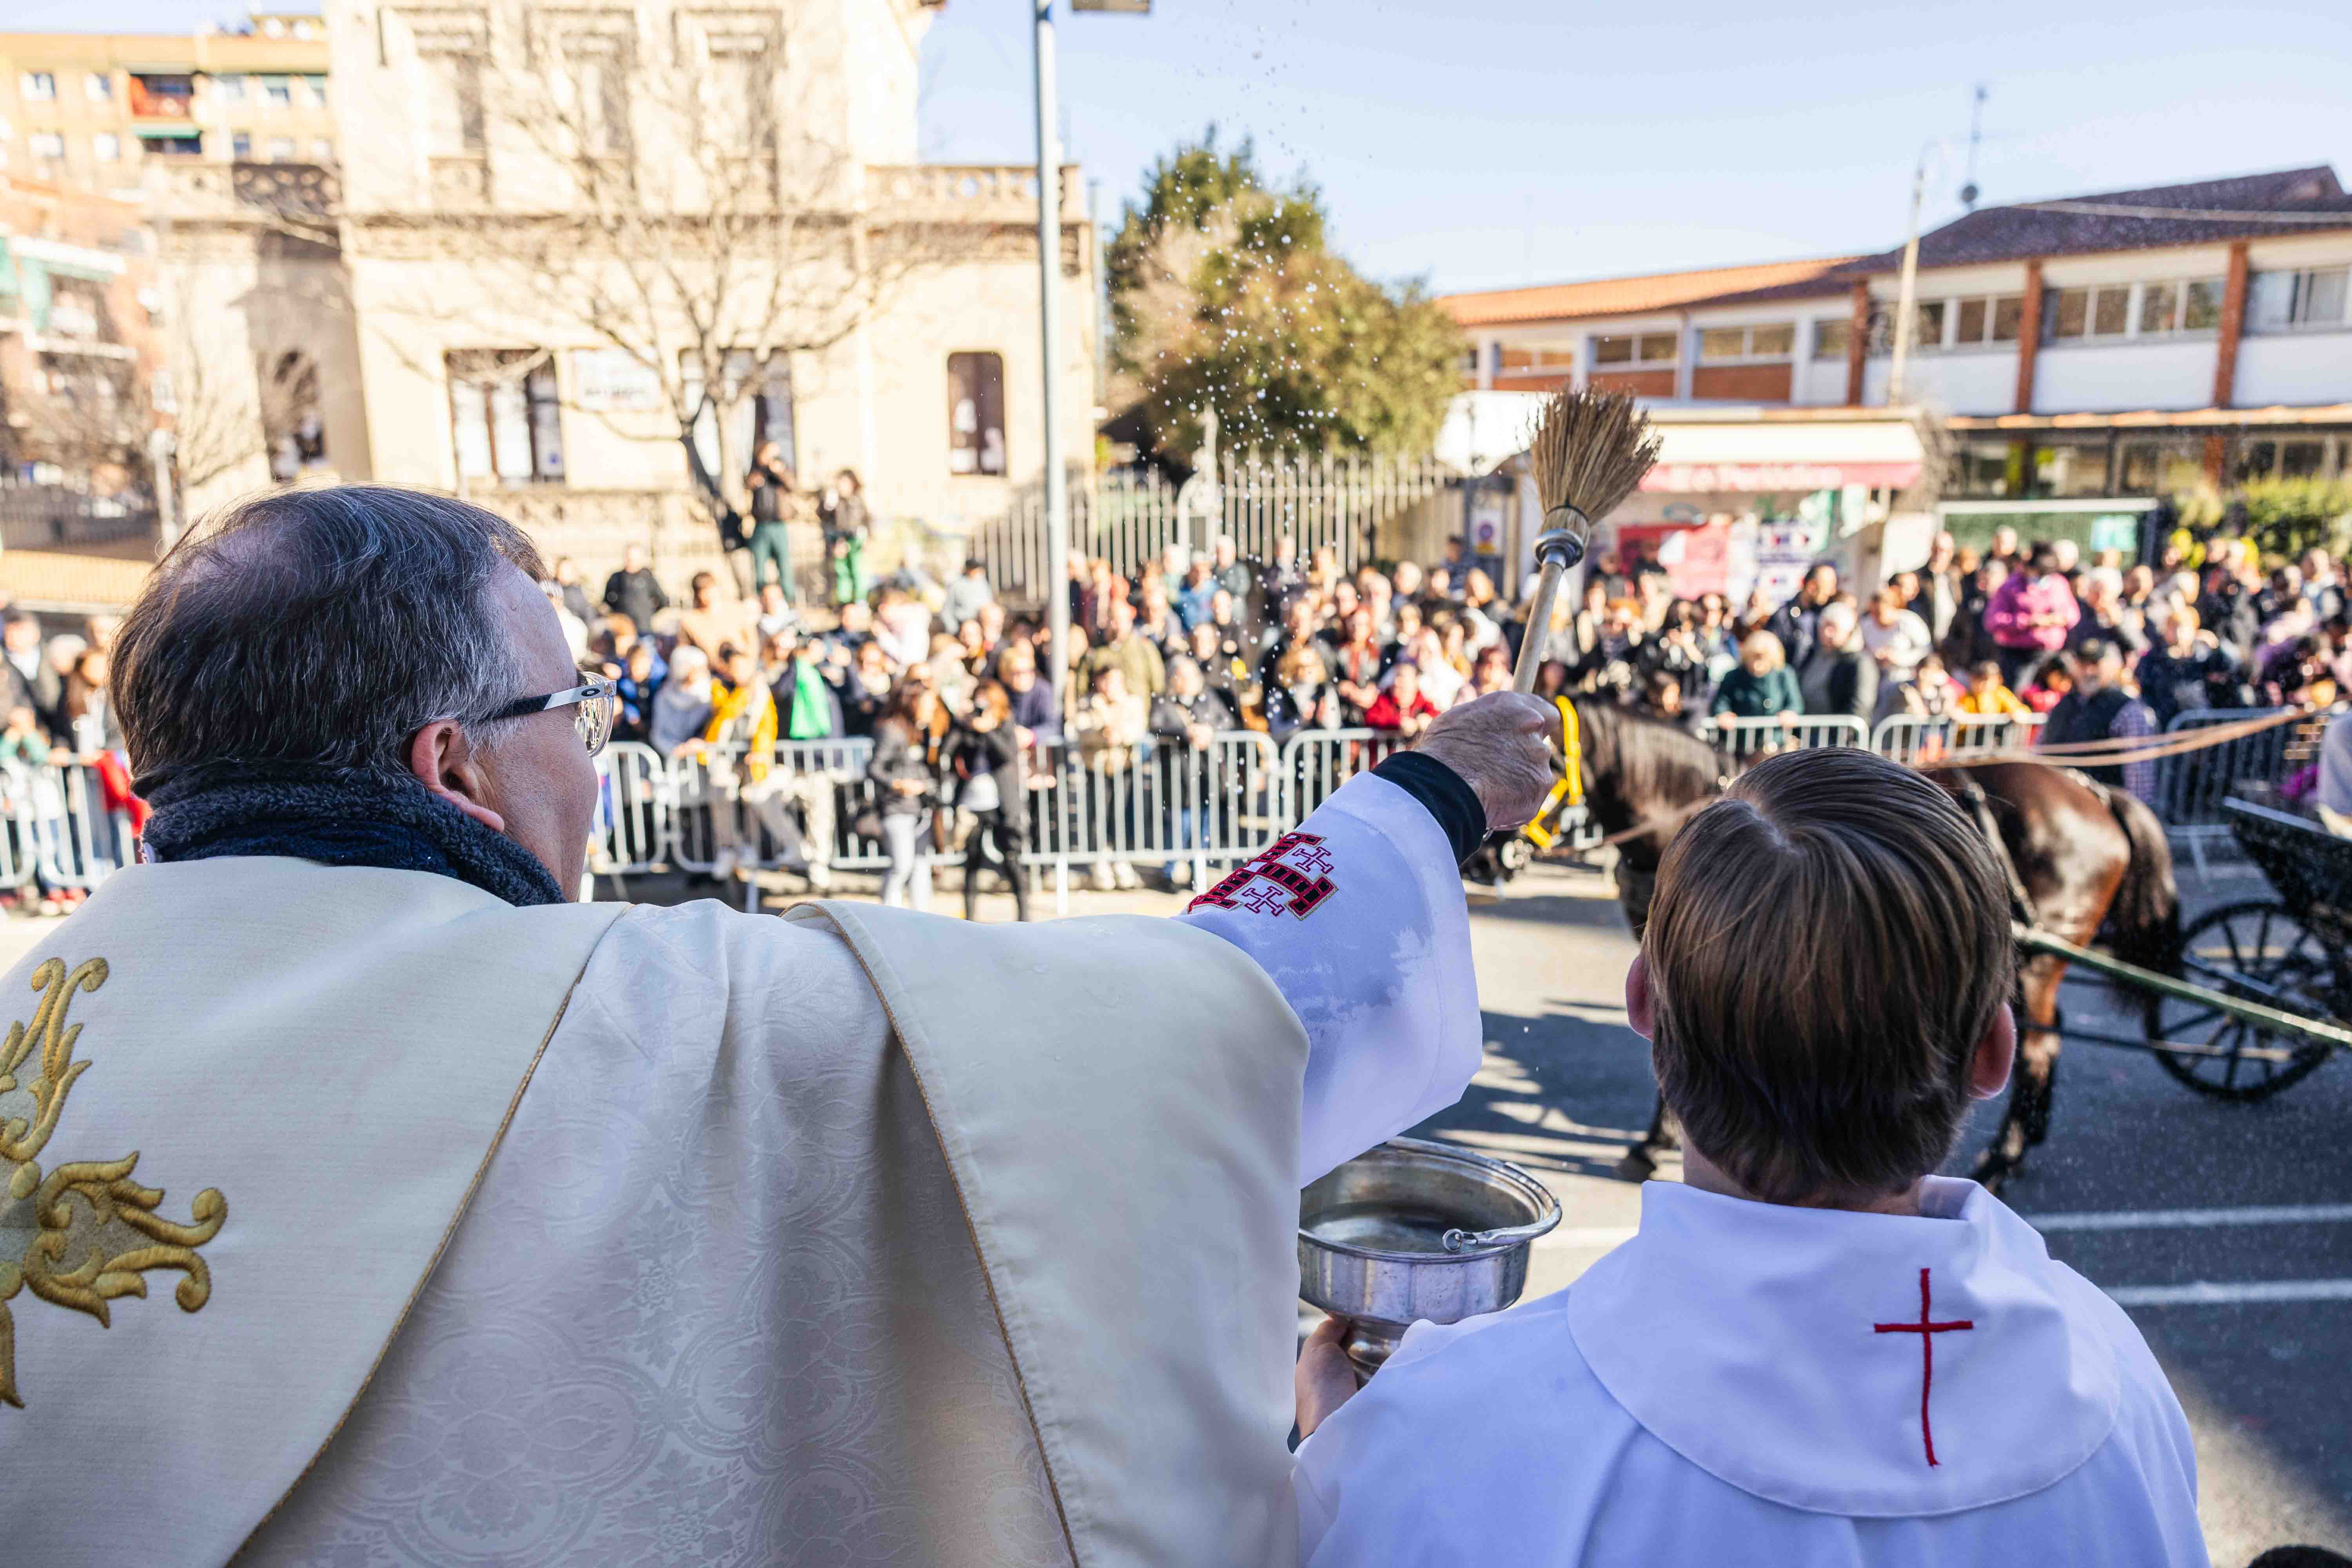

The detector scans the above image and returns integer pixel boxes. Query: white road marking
[2107,1279,2352,1307]
[2027,1202,2352,1233]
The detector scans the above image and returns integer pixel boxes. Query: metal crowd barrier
[1869,712,2043,765]
[2155,706,2298,872]
[1698,714,1869,759]
[0,759,136,895]
[592,730,1289,909]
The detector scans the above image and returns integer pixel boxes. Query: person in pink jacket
[1982,546,2080,686]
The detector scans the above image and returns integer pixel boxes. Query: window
[21,73,56,102]
[2183,278,2225,331]
[1697,322,1795,361]
[29,131,64,161]
[2251,267,2350,331]
[1592,332,1678,365]
[1949,439,2029,498]
[1947,294,2025,347]
[304,74,327,107]
[948,352,1007,475]
[214,73,246,103]
[1911,300,1946,349]
[93,131,119,162]
[263,75,292,108]
[563,37,633,156]
[129,74,194,116]
[267,136,295,160]
[147,133,201,156]
[448,352,565,484]
[232,131,252,160]
[85,71,112,102]
[425,54,486,154]
[1811,319,1852,360]
[2092,288,2128,337]
[312,138,333,161]
[684,349,793,478]
[2138,282,2177,335]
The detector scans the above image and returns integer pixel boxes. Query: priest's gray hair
[115,485,548,794]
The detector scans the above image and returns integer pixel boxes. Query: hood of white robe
[1568,1176,2122,1517]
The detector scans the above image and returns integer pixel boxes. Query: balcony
[867,163,1080,223]
[148,161,342,232]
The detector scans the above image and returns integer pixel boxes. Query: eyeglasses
[487,675,616,755]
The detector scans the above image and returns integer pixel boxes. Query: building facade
[319,0,1096,588]
[0,18,335,193]
[2,1,1098,601]
[1444,166,2352,564]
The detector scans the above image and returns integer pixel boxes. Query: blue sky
[31,0,2352,295]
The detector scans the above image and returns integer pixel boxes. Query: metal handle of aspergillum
[1511,515,1590,695]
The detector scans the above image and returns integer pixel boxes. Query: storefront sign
[1641,461,1922,494]
[569,348,665,413]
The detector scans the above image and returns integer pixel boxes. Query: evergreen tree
[1107,130,1459,462]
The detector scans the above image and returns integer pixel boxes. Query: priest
[0,485,1550,1567]
[1291,748,2205,1566]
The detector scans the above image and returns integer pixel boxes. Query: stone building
[322,0,1096,594]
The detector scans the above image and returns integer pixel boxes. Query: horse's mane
[1575,699,1722,811]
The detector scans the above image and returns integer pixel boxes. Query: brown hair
[1642,748,2013,1203]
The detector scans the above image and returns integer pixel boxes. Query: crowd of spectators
[543,515,2343,915]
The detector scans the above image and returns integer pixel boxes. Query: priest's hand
[1295,1314,1362,1440]
[1414,691,1555,832]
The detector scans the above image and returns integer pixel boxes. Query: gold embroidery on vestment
[0,956,227,1409]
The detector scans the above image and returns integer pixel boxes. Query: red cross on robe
[1873,1266,1974,1466]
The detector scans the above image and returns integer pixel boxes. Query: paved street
[1420,856,2352,1568]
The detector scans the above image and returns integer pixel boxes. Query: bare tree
[391,6,952,516]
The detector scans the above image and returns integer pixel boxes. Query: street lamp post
[1032,0,1071,709]
[1035,0,1147,713]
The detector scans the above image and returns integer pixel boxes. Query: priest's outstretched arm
[1178,693,1554,1183]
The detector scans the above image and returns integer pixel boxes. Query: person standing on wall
[744,441,798,604]
[820,468,871,609]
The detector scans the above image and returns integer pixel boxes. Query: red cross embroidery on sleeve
[1187,831,1338,918]
[1874,1266,1973,1467]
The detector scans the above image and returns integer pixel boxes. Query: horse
[1556,699,2180,1192]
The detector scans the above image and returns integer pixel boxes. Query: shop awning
[1948,404,2352,432]
[1639,414,1926,494]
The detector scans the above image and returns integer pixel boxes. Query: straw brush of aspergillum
[1512,388,1664,693]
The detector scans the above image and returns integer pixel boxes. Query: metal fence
[0,481,160,551]
[969,454,1455,605]
[0,760,137,894]
[1699,715,1871,760]
[7,705,2318,911]
[1871,713,2045,765]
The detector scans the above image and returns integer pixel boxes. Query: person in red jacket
[1365,660,1441,738]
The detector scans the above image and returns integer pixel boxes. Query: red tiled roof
[1441,164,2352,328]
[1442,256,1862,327]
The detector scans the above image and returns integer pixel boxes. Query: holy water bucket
[1298,1137,1562,1376]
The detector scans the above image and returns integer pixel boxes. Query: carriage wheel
[2143,900,2339,1102]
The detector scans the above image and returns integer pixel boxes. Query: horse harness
[1952,770,2042,930]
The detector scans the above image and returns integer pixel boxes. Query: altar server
[1293,747,2206,1566]
[0,486,1550,1567]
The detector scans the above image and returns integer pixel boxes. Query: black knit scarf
[140,762,567,908]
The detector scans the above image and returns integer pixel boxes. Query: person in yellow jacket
[1957,659,2034,718]
[688,644,833,887]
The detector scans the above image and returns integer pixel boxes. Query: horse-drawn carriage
[1504,693,2352,1184]
[2042,797,2352,1103]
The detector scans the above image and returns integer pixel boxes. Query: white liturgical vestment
[1295,1175,2208,1567]
[1,770,1477,1567]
